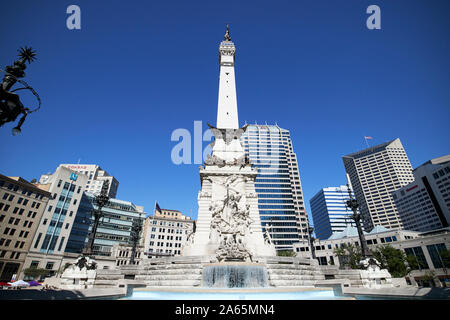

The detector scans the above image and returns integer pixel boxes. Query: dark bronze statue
[0,46,41,135]
[83,180,111,256]
[129,216,143,265]
[346,184,371,259]
[224,24,232,41]
[75,256,87,269]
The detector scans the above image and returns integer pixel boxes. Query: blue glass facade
[241,124,309,251]
[310,186,357,240]
[40,181,78,254]
[65,193,144,256]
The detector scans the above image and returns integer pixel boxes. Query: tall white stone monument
[182,26,276,260]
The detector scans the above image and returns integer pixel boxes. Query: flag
[364,136,373,139]
[155,202,162,213]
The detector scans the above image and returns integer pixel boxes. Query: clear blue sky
[1,1,449,225]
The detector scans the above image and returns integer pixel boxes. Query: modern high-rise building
[309,185,357,240]
[0,174,52,282]
[57,164,119,198]
[65,193,145,257]
[23,166,88,278]
[342,138,415,231]
[392,155,450,232]
[143,206,195,257]
[240,124,309,251]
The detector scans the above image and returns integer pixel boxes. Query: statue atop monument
[224,24,232,41]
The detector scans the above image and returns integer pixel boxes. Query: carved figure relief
[209,175,254,261]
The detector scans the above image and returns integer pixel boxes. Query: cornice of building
[0,173,52,197]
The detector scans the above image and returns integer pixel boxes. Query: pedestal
[358,258,393,289]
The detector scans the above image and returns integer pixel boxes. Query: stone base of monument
[60,268,97,290]
[357,258,393,289]
[99,255,326,289]
[60,255,98,290]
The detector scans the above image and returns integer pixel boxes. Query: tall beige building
[392,155,450,232]
[142,206,195,257]
[343,138,414,231]
[46,164,119,198]
[0,174,51,281]
[22,166,88,278]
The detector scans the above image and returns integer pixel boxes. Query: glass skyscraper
[65,193,145,256]
[309,185,357,240]
[241,124,309,251]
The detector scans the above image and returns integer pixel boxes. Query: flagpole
[364,136,369,148]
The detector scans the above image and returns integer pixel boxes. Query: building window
[426,243,448,269]
[404,247,429,270]
[57,237,65,251]
[34,233,42,249]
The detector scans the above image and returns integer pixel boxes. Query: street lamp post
[129,216,143,265]
[345,184,371,259]
[308,225,316,260]
[83,180,110,256]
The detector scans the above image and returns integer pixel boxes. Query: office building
[310,185,358,240]
[65,193,145,257]
[56,164,119,198]
[240,124,309,251]
[293,226,450,287]
[392,155,450,232]
[22,166,88,278]
[143,206,195,256]
[0,174,52,281]
[343,138,414,231]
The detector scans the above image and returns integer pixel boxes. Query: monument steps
[268,274,323,280]
[269,280,317,287]
[95,274,125,281]
[144,280,202,287]
[140,263,204,270]
[94,280,122,287]
[137,274,202,281]
[267,269,316,275]
[265,261,325,286]
[265,264,318,271]
[138,269,202,276]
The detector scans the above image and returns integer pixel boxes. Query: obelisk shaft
[216,30,239,129]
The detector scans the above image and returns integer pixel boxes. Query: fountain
[202,263,268,288]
